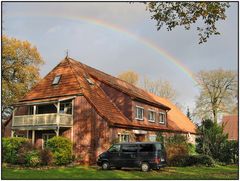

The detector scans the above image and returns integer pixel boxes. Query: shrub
[46,136,72,165]
[2,137,29,164]
[40,149,53,166]
[166,143,189,165]
[219,140,238,164]
[25,150,41,167]
[17,141,35,165]
[170,154,215,167]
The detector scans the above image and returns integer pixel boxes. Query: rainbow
[8,13,197,84]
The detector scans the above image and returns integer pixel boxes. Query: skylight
[52,75,61,85]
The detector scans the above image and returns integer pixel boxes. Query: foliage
[169,154,215,167]
[17,141,35,165]
[219,140,238,164]
[117,70,139,86]
[2,137,29,164]
[187,143,196,155]
[194,69,237,122]
[46,136,73,165]
[40,149,53,166]
[146,2,230,44]
[142,76,177,103]
[25,150,41,167]
[2,35,44,119]
[164,134,190,165]
[186,107,192,120]
[196,119,229,163]
[156,132,165,144]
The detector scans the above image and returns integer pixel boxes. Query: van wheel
[102,161,110,170]
[141,162,150,172]
[116,167,121,170]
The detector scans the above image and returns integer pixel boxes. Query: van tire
[116,167,121,170]
[102,161,110,170]
[141,162,150,172]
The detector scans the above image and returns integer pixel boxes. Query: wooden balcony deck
[12,113,73,127]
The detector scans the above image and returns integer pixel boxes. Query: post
[27,130,29,139]
[57,101,60,125]
[33,105,36,125]
[32,130,35,145]
[11,130,15,137]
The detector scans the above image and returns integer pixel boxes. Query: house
[4,57,197,164]
[221,115,238,141]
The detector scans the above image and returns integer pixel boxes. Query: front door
[42,133,55,148]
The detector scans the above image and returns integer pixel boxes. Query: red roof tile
[221,115,238,141]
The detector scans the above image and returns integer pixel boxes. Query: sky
[2,2,238,117]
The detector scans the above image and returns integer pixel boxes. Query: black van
[97,142,166,172]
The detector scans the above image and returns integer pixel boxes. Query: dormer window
[52,75,61,85]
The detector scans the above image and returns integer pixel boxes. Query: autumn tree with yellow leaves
[2,35,44,118]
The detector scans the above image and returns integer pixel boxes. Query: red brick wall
[132,100,168,128]
[15,106,28,116]
[69,95,112,165]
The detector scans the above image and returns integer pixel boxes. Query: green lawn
[2,165,238,180]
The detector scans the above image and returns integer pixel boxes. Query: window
[122,145,138,152]
[139,144,155,152]
[108,144,121,152]
[149,135,157,142]
[159,112,166,124]
[52,75,61,85]
[42,134,55,148]
[118,133,130,142]
[148,110,156,122]
[135,106,144,120]
[60,101,72,114]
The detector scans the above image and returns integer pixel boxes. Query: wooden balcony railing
[12,113,73,127]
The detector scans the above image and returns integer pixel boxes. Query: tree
[117,70,139,86]
[186,107,192,120]
[194,69,237,123]
[142,76,177,102]
[146,2,230,44]
[196,119,232,163]
[2,35,44,119]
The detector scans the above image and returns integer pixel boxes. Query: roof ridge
[68,57,158,100]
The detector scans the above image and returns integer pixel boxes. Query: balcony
[12,113,73,127]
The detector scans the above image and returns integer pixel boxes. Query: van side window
[122,145,138,152]
[139,144,154,152]
[108,144,121,152]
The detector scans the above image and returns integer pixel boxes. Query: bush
[2,137,29,164]
[40,149,53,166]
[46,136,72,165]
[170,154,215,167]
[25,150,41,167]
[166,143,189,165]
[219,140,238,164]
[17,141,35,165]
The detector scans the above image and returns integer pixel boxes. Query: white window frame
[148,109,156,122]
[135,106,144,120]
[118,133,130,143]
[159,112,166,124]
[52,75,61,85]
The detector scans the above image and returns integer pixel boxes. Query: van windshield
[108,144,120,152]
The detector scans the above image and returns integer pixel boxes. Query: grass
[2,165,238,180]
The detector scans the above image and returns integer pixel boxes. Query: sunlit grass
[2,165,238,180]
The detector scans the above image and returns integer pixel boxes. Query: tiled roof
[221,115,238,141]
[19,57,196,133]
